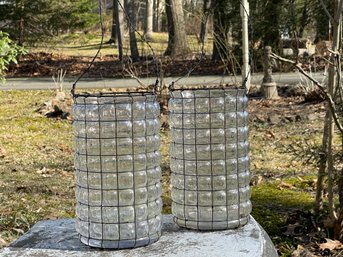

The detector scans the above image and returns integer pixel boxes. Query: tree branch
[335,0,343,24]
[334,51,343,101]
[122,61,147,88]
[270,52,343,134]
[320,0,334,23]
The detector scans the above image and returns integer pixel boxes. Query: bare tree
[153,0,163,32]
[326,0,343,239]
[145,0,154,40]
[199,0,212,45]
[125,0,139,61]
[114,0,125,60]
[211,0,237,61]
[164,0,190,56]
[269,0,343,240]
[109,1,117,44]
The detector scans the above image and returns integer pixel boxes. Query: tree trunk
[329,0,343,240]
[328,0,342,223]
[314,1,334,42]
[109,0,117,44]
[164,0,191,56]
[114,0,125,60]
[328,0,343,239]
[315,110,330,214]
[145,0,154,40]
[339,136,343,209]
[153,0,160,32]
[125,0,139,61]
[199,0,211,44]
[327,110,337,221]
[332,0,343,208]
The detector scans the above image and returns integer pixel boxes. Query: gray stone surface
[0,215,278,257]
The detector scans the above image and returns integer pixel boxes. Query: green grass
[0,91,75,244]
[248,118,326,256]
[29,32,214,57]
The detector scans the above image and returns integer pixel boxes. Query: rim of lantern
[73,90,157,98]
[169,84,246,92]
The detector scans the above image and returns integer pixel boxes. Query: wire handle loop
[168,81,175,92]
[242,69,251,93]
[152,78,159,93]
[168,15,209,90]
[71,0,104,97]
[72,0,162,97]
[168,0,252,92]
[115,0,161,94]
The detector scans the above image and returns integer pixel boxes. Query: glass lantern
[169,87,252,230]
[73,92,162,248]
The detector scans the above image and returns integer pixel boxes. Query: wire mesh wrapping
[73,92,162,248]
[169,87,252,230]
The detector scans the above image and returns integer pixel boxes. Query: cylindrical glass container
[73,92,162,248]
[169,88,252,230]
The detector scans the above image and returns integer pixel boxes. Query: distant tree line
[0,0,335,60]
[110,0,334,61]
[0,0,98,45]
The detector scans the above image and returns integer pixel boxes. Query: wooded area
[0,0,334,60]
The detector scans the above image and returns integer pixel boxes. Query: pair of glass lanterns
[73,87,252,249]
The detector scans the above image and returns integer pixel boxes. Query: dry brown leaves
[292,245,316,257]
[0,236,7,248]
[318,239,343,251]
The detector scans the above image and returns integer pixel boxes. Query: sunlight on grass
[29,32,214,57]
[250,120,324,177]
[251,180,316,257]
[0,90,74,245]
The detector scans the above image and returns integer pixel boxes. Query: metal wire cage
[169,87,252,230]
[73,92,162,248]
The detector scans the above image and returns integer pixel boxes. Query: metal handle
[71,0,104,97]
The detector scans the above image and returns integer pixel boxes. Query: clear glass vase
[73,92,162,248]
[169,88,252,230]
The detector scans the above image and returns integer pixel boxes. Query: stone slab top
[0,215,278,257]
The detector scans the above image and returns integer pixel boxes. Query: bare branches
[334,0,343,23]
[52,68,67,92]
[270,53,321,87]
[269,52,343,135]
[123,63,147,88]
[319,0,333,23]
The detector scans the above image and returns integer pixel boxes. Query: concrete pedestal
[262,82,279,99]
[0,215,278,257]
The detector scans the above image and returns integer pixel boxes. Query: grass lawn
[0,91,75,245]
[0,90,334,256]
[29,32,214,57]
